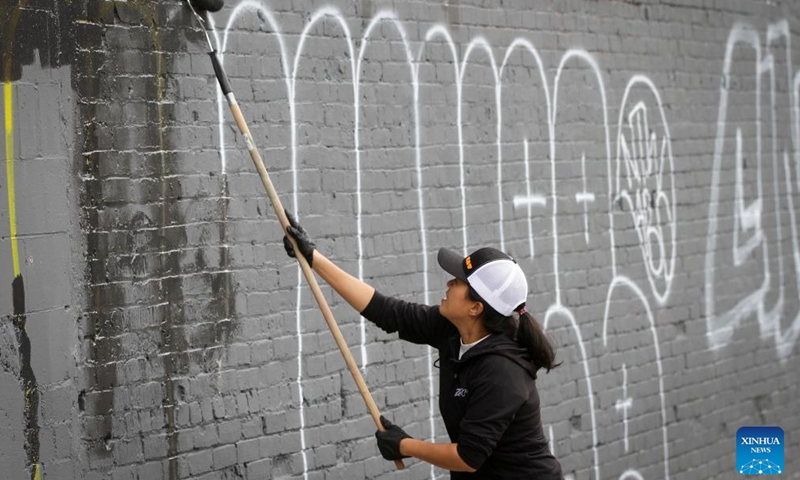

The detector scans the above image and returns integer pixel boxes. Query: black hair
[468,287,561,373]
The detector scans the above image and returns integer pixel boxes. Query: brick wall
[1,0,799,479]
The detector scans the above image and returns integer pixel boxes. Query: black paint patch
[62,3,239,479]
[77,2,120,470]
[12,275,40,480]
[12,274,25,315]
[78,390,86,412]
[0,0,81,82]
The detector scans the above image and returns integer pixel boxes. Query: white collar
[459,333,492,359]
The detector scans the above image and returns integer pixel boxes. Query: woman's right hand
[283,209,316,267]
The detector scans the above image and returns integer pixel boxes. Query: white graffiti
[706,20,800,361]
[517,138,544,258]
[211,5,673,479]
[601,275,670,480]
[547,51,672,480]
[206,4,797,480]
[576,153,596,245]
[615,76,676,305]
[615,363,632,453]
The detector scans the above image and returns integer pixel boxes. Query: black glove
[283,209,316,267]
[375,416,412,460]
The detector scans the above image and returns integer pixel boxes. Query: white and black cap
[437,247,528,317]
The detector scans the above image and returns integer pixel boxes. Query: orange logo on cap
[465,256,473,269]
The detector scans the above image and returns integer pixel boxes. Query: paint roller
[183,0,405,471]
[188,0,224,12]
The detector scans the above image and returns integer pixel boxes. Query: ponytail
[468,287,561,372]
[516,308,561,372]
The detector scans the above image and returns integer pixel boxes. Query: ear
[469,300,484,318]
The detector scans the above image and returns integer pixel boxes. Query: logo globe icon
[739,459,782,475]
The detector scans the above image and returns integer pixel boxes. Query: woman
[283,214,563,479]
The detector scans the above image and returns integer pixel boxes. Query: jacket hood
[453,332,539,380]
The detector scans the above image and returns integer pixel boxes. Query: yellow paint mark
[5,8,41,480]
[4,81,20,277]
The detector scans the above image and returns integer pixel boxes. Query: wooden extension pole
[207,50,404,470]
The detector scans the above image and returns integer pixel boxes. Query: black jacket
[361,291,563,479]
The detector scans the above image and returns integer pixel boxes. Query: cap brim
[437,248,468,281]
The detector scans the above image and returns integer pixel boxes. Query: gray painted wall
[1,0,799,479]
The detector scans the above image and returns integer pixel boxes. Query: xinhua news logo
[737,426,784,475]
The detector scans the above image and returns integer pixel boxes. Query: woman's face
[440,277,479,321]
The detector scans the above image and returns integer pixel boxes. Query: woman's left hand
[375,416,412,460]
